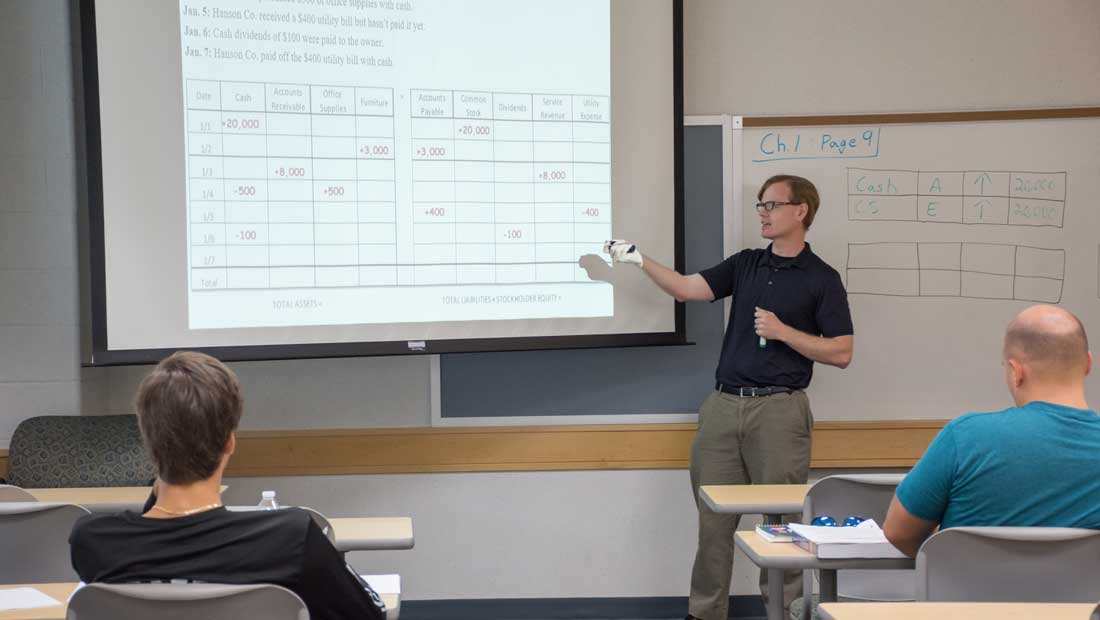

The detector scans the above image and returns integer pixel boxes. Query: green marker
[756,307,767,347]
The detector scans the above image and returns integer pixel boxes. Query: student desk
[0,584,74,620]
[19,489,414,552]
[25,486,228,513]
[26,487,155,513]
[0,583,400,620]
[223,512,414,553]
[698,484,811,523]
[330,517,415,553]
[818,601,1098,620]
[735,531,914,620]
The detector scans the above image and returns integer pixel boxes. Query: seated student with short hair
[69,351,386,620]
[884,305,1100,557]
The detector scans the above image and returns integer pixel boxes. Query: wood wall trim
[225,420,948,477]
[228,424,699,476]
[740,107,1100,127]
[0,422,947,480]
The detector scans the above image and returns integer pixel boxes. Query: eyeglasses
[811,515,866,527]
[756,201,800,213]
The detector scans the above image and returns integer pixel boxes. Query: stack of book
[787,520,907,559]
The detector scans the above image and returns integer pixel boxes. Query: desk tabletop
[26,487,153,506]
[331,517,415,552]
[734,531,913,571]
[699,484,810,515]
[0,583,398,620]
[0,584,73,620]
[15,490,411,553]
[26,486,227,509]
[818,602,1098,620]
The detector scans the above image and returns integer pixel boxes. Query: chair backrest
[299,506,336,544]
[803,474,911,602]
[225,505,336,543]
[68,582,310,620]
[0,484,36,501]
[0,502,90,583]
[916,526,1100,602]
[802,474,905,525]
[8,414,156,487]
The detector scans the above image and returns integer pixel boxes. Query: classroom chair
[226,505,336,543]
[7,414,155,487]
[916,526,1100,602]
[793,474,910,620]
[0,483,36,501]
[300,506,337,543]
[67,582,309,620]
[0,502,90,583]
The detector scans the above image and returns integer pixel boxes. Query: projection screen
[81,0,684,363]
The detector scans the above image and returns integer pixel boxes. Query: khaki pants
[688,389,813,620]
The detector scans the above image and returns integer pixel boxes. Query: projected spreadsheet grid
[185,80,611,292]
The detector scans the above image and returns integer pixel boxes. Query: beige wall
[0,1,108,447]
[685,0,1100,116]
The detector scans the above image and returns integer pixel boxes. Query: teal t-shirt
[896,401,1100,529]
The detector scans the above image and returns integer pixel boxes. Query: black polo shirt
[699,243,853,390]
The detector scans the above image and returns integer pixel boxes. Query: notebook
[755,523,794,543]
[0,587,62,612]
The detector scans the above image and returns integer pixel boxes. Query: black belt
[715,383,793,397]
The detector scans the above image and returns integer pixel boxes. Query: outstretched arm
[605,240,714,302]
[640,254,714,302]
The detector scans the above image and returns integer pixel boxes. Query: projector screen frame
[79,0,686,366]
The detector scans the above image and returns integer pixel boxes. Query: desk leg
[763,514,788,620]
[767,567,784,620]
[819,569,838,603]
[801,570,813,619]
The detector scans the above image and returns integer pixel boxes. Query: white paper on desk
[0,587,62,611]
[361,574,400,594]
[788,519,889,543]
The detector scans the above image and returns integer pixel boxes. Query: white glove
[604,239,643,267]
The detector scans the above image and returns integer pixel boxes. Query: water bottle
[257,490,280,510]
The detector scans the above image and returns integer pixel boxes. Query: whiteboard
[736,116,1100,421]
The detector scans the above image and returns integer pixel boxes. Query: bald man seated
[883,304,1100,557]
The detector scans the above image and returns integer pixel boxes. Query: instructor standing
[606,175,854,620]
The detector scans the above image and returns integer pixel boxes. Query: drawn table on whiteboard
[846,242,1064,302]
[847,169,1067,227]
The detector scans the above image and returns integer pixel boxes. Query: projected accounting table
[408,89,610,286]
[185,81,611,291]
[186,79,398,291]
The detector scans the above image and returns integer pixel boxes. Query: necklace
[149,502,222,516]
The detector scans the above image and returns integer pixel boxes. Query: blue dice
[842,515,865,527]
[810,515,838,527]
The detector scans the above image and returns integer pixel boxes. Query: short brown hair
[758,175,821,229]
[134,351,243,484]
